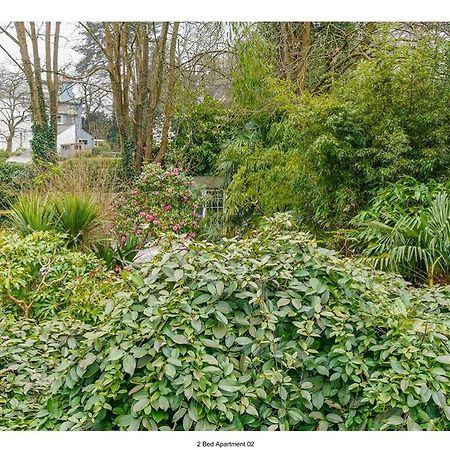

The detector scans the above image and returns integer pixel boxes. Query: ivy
[31,124,56,163]
[119,139,137,180]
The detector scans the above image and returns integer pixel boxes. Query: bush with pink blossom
[114,164,201,248]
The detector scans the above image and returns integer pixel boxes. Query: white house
[5,79,95,162]
[57,80,95,157]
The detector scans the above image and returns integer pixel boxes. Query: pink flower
[153,219,159,225]
[182,195,189,203]
[131,190,139,195]
[146,214,154,221]
[140,211,147,218]
[164,204,172,211]
[135,229,142,235]
[172,225,179,232]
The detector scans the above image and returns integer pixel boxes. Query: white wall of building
[57,124,76,149]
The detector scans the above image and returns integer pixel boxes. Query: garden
[1,21,450,431]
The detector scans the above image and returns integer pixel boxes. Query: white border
[0,0,450,21]
[1,431,450,450]
[1,1,450,448]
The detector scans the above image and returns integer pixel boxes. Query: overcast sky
[0,22,82,72]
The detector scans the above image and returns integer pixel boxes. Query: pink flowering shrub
[114,164,201,247]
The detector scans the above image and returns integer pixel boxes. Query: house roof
[57,124,74,135]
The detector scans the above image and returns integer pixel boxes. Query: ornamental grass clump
[114,163,201,249]
[3,214,450,430]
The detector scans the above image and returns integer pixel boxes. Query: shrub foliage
[2,215,450,430]
[0,231,122,321]
[114,164,201,248]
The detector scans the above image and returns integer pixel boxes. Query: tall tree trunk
[29,22,46,119]
[15,22,43,126]
[46,21,60,133]
[155,22,179,164]
[15,22,57,161]
[103,23,126,146]
[298,22,311,94]
[282,22,293,81]
[6,134,13,152]
[45,23,56,128]
[144,22,169,163]
[134,23,150,170]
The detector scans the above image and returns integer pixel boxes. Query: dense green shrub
[302,37,450,227]
[0,150,13,161]
[0,162,35,212]
[351,178,450,287]
[114,164,201,248]
[0,231,122,321]
[220,31,450,231]
[3,214,450,430]
[169,94,232,176]
[0,318,92,429]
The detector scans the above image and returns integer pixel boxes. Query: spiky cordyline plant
[9,193,103,250]
[53,194,101,249]
[9,192,55,235]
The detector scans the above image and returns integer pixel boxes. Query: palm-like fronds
[353,180,450,286]
[9,193,54,235]
[53,195,101,248]
[9,192,105,250]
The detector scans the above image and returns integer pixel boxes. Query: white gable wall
[57,124,76,150]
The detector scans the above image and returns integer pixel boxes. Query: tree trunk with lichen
[15,21,59,161]
[144,22,169,163]
[155,22,179,164]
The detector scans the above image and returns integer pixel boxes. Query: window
[201,188,224,217]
